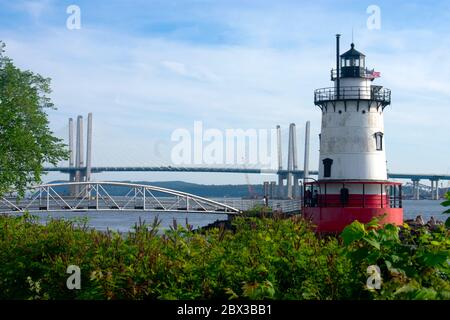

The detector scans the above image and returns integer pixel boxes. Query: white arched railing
[0,181,241,214]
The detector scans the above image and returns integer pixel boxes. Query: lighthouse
[303,35,403,232]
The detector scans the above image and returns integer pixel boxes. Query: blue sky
[1,0,449,185]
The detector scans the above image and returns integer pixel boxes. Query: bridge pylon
[68,113,93,197]
[274,123,303,200]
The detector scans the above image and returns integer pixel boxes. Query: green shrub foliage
[0,212,448,300]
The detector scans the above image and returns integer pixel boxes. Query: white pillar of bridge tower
[302,121,311,200]
[76,116,84,171]
[74,116,84,195]
[68,118,74,168]
[86,113,93,182]
[430,180,434,200]
[436,180,440,200]
[430,179,439,200]
[276,125,284,198]
[293,124,301,199]
[68,118,76,195]
[416,181,420,200]
[287,123,299,199]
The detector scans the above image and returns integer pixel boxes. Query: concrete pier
[436,180,440,199]
[269,181,276,199]
[263,181,269,199]
[412,179,420,200]
[430,179,440,200]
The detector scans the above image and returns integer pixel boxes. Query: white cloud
[2,1,450,183]
[12,0,53,21]
[162,60,188,76]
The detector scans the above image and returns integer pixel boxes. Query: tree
[0,41,68,196]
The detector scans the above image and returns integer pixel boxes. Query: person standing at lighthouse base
[340,186,349,207]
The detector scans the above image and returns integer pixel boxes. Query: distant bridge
[44,114,449,200]
[44,166,450,181]
[0,181,242,215]
[43,166,450,201]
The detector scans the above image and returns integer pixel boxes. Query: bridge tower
[68,113,93,196]
[287,123,300,199]
[276,125,284,198]
[276,123,302,199]
[303,35,403,232]
[68,117,76,195]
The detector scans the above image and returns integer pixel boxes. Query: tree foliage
[0,41,67,196]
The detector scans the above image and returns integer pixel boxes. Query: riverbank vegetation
[0,196,448,300]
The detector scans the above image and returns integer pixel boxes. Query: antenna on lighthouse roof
[352,27,354,43]
[336,34,341,99]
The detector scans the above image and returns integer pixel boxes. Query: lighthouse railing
[314,86,391,106]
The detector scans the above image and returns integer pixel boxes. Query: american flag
[370,71,381,78]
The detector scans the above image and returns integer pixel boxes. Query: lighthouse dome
[340,43,366,77]
[341,43,365,59]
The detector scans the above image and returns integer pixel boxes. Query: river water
[19,199,446,233]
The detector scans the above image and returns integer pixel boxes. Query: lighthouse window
[375,132,383,151]
[323,158,333,178]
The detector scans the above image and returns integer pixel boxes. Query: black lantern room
[340,43,366,78]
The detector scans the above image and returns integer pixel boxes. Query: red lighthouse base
[302,181,404,233]
[303,207,403,233]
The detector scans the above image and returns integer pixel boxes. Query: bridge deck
[43,167,450,180]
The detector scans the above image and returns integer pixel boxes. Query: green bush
[240,204,272,217]
[0,212,448,300]
[442,191,450,229]
[341,217,450,300]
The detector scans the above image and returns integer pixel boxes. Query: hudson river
[24,199,446,232]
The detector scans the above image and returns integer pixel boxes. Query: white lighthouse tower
[303,35,403,232]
